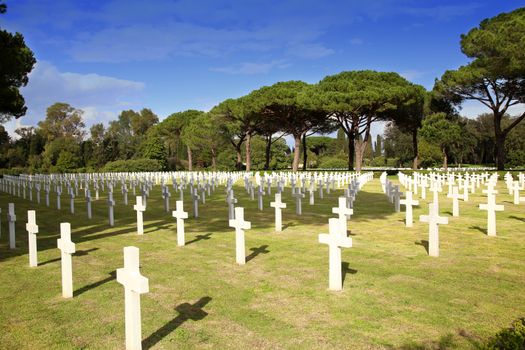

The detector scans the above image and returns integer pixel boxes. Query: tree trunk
[355,139,364,172]
[442,147,448,170]
[412,128,419,170]
[264,135,271,170]
[292,134,301,172]
[245,133,252,172]
[302,133,307,171]
[347,132,355,171]
[493,112,506,170]
[187,145,193,171]
[235,146,242,170]
[211,148,217,170]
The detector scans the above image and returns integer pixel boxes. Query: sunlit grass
[0,175,524,349]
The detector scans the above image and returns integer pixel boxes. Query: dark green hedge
[101,159,163,172]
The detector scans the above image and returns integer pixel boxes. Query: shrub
[484,318,525,350]
[318,157,348,169]
[101,159,163,172]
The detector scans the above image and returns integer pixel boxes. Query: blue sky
[1,0,524,137]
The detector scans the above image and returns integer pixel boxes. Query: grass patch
[0,177,524,349]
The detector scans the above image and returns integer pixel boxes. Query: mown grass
[0,175,524,349]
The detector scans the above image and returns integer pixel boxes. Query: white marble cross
[318,218,352,291]
[292,189,305,215]
[172,200,188,246]
[479,189,504,237]
[332,197,353,234]
[116,246,149,350]
[419,203,448,257]
[400,191,419,227]
[513,181,524,205]
[270,193,286,232]
[26,210,39,267]
[8,203,16,249]
[192,189,200,218]
[86,190,92,219]
[108,192,115,226]
[257,185,264,211]
[447,186,461,217]
[229,207,251,265]
[57,223,76,298]
[133,196,146,235]
[69,189,75,214]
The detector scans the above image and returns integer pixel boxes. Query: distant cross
[479,189,504,237]
[56,186,62,210]
[192,188,200,218]
[57,223,76,298]
[69,188,75,214]
[172,201,189,247]
[86,189,92,219]
[332,197,353,234]
[162,185,171,212]
[318,218,352,291]
[270,193,287,232]
[292,189,305,215]
[226,190,237,220]
[108,192,115,227]
[116,246,149,350]
[447,186,461,217]
[419,203,448,257]
[133,196,146,235]
[400,191,419,227]
[392,186,403,213]
[26,210,39,267]
[228,207,251,265]
[8,203,16,249]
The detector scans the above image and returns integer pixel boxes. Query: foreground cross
[419,203,448,257]
[116,246,149,350]
[172,200,188,246]
[57,223,76,298]
[318,218,352,291]
[400,191,419,227]
[270,193,286,232]
[479,189,504,237]
[134,196,146,235]
[229,207,251,265]
[26,210,39,267]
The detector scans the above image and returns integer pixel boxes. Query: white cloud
[211,60,290,75]
[349,38,363,45]
[14,61,145,134]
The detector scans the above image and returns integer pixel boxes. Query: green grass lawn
[0,175,524,349]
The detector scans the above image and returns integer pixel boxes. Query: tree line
[1,3,524,172]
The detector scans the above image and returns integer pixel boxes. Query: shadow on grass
[74,270,116,297]
[186,233,212,245]
[246,245,270,262]
[392,333,456,349]
[509,215,525,223]
[415,240,429,255]
[143,296,212,349]
[342,261,358,285]
[470,226,488,235]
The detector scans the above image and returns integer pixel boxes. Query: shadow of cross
[246,245,270,262]
[186,233,212,245]
[143,297,212,349]
[73,247,99,256]
[74,270,116,297]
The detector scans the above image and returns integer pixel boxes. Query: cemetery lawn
[1,177,524,349]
